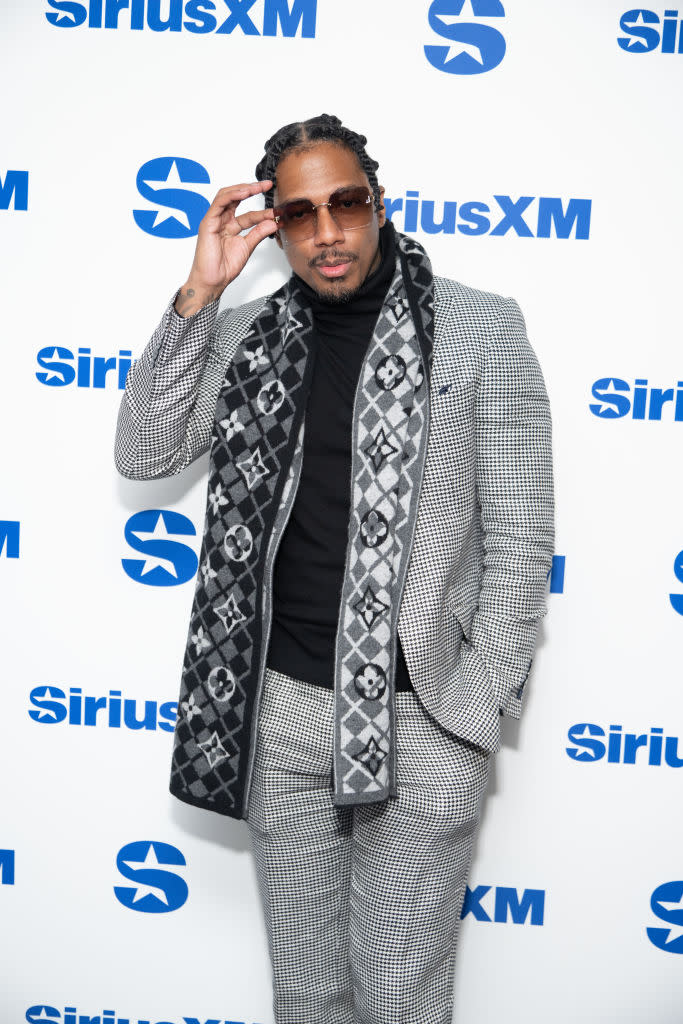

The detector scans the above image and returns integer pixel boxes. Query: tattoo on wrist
[176,286,207,317]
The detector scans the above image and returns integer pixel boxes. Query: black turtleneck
[266,222,414,692]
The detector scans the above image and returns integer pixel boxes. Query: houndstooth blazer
[115,275,554,757]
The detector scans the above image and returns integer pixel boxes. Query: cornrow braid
[255,113,382,212]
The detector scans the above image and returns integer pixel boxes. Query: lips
[317,261,352,278]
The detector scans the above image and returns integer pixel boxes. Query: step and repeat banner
[2,1,682,1022]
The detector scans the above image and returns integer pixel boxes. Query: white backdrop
[2,2,682,1022]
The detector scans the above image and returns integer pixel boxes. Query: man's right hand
[174,180,277,318]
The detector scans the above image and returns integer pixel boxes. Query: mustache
[308,250,358,268]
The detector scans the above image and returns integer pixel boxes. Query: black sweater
[266,223,413,691]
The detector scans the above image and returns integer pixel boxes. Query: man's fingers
[208,180,272,214]
[233,208,275,232]
[242,218,279,256]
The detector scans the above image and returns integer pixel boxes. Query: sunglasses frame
[272,185,374,241]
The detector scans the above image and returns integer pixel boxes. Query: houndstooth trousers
[245,667,492,1024]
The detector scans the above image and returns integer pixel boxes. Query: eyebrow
[275,183,364,206]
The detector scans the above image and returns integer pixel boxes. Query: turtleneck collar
[293,221,397,324]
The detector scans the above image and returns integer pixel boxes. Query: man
[115,113,554,1024]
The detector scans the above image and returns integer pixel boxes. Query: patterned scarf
[169,228,434,819]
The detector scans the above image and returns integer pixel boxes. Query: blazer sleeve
[114,292,234,480]
[467,296,555,717]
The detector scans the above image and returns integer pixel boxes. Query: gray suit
[116,276,554,756]
[115,273,554,1024]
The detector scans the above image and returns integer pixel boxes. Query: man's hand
[174,180,277,318]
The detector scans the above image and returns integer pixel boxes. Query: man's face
[273,141,386,303]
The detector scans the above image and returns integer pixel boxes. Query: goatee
[311,282,362,305]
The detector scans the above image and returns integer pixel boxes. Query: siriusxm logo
[670,550,683,614]
[549,554,565,594]
[26,1008,263,1024]
[619,8,683,52]
[0,520,20,558]
[0,849,15,885]
[1,170,29,211]
[123,509,199,586]
[461,884,545,925]
[647,881,683,954]
[114,840,188,913]
[29,685,176,732]
[135,157,210,238]
[36,346,133,388]
[384,190,591,240]
[45,0,317,36]
[590,377,683,420]
[425,0,506,75]
[567,723,683,767]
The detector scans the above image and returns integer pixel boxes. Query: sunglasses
[273,185,374,242]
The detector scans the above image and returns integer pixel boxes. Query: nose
[313,203,344,246]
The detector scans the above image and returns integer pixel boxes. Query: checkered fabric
[114,233,554,820]
[247,667,491,1024]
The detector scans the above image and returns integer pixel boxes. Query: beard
[307,249,362,305]
[311,280,362,304]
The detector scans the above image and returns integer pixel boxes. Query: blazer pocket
[433,378,476,413]
[447,598,473,642]
[431,380,476,448]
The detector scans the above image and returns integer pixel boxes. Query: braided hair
[255,113,382,212]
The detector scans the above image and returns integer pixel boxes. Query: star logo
[353,585,389,629]
[620,10,658,50]
[653,895,683,946]
[589,378,629,418]
[237,446,269,490]
[198,730,230,767]
[425,0,506,76]
[119,844,174,906]
[364,427,399,472]
[137,159,211,232]
[24,1010,56,1024]
[432,12,486,65]
[647,882,683,952]
[129,512,181,577]
[114,840,189,914]
[133,156,211,239]
[29,685,65,723]
[35,347,72,385]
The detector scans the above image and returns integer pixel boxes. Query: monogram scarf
[169,228,434,819]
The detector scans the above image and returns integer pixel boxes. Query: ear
[377,186,386,228]
[274,228,283,249]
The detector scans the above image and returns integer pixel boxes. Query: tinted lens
[274,186,373,241]
[328,186,373,229]
[273,199,316,240]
